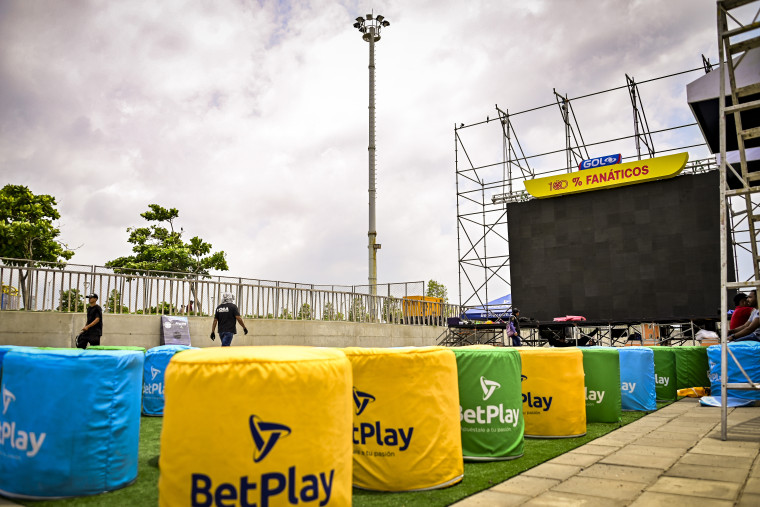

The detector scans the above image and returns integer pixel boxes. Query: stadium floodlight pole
[353,13,390,298]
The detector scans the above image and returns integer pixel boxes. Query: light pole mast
[353,13,390,296]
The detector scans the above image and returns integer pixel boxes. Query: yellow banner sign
[523,152,689,199]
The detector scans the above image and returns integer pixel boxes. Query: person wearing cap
[210,292,248,347]
[730,291,754,330]
[76,293,103,349]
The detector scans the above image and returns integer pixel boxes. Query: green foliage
[105,204,228,278]
[57,289,85,312]
[426,279,448,302]
[106,289,129,313]
[297,303,311,320]
[348,297,368,322]
[382,296,402,323]
[280,308,293,319]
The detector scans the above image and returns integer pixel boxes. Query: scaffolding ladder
[718,0,760,440]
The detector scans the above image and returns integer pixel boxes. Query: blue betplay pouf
[143,344,196,416]
[0,348,143,499]
[708,342,760,402]
[618,347,657,411]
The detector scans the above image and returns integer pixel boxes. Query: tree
[57,289,85,312]
[348,297,368,322]
[298,303,312,320]
[106,204,228,313]
[382,296,402,323]
[0,185,74,309]
[106,289,129,314]
[426,280,448,302]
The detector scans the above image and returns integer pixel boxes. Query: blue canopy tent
[462,295,513,321]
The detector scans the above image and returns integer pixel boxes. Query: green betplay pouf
[89,346,147,352]
[453,346,524,461]
[580,347,622,423]
[671,346,710,389]
[647,347,677,401]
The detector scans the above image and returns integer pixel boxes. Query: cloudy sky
[0,0,722,302]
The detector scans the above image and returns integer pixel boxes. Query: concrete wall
[0,312,445,349]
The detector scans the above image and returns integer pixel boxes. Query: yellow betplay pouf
[518,348,586,438]
[344,347,463,491]
[158,346,352,507]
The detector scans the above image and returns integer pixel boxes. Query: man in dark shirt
[730,292,755,330]
[210,292,248,347]
[76,293,102,349]
[508,308,522,346]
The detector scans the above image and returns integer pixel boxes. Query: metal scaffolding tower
[717,0,760,440]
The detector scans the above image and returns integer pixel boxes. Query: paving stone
[569,444,619,456]
[491,476,560,497]
[577,463,661,484]
[522,463,581,481]
[647,476,741,501]
[698,437,760,449]
[690,443,759,458]
[629,491,734,507]
[744,477,760,494]
[591,433,641,446]
[665,463,748,483]
[452,490,530,506]
[644,430,701,443]
[550,476,645,501]
[523,491,625,506]
[547,452,602,467]
[737,492,760,506]
[599,450,679,470]
[677,452,754,469]
[623,442,689,456]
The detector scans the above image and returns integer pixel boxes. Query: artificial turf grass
[14,402,671,506]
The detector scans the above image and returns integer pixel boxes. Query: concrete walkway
[454,398,760,506]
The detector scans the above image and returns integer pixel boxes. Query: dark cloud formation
[0,0,718,300]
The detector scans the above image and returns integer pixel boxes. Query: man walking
[210,292,248,347]
[76,293,102,349]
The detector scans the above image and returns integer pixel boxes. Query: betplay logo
[520,375,553,411]
[249,414,291,463]
[2,387,14,415]
[352,387,414,451]
[480,376,500,401]
[0,389,46,458]
[622,382,636,393]
[191,415,335,507]
[151,366,161,381]
[353,387,375,416]
[655,375,670,387]
[585,387,606,404]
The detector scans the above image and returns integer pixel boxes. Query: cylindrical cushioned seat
[344,346,463,491]
[580,347,622,423]
[707,342,760,401]
[671,346,710,389]
[0,348,143,499]
[647,347,678,401]
[518,348,586,438]
[453,346,524,461]
[619,347,657,411]
[159,346,352,507]
[142,345,195,416]
[89,346,147,352]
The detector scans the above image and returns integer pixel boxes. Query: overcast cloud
[0,0,719,301]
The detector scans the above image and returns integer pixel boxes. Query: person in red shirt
[730,291,755,330]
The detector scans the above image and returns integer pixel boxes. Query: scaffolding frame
[456,65,727,313]
[718,0,760,441]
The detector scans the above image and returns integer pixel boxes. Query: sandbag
[159,346,352,507]
[453,346,524,460]
[707,342,760,401]
[519,348,586,438]
[143,345,195,416]
[580,347,622,423]
[647,347,677,401]
[672,346,710,389]
[619,347,657,411]
[0,348,143,499]
[344,346,463,491]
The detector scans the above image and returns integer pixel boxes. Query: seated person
[730,291,755,330]
[728,291,760,341]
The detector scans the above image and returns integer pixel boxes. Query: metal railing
[0,258,457,326]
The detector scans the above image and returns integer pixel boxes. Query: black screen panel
[507,171,729,322]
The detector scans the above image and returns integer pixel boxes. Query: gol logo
[480,376,501,401]
[353,387,375,416]
[150,366,161,381]
[2,387,15,415]
[249,415,291,463]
